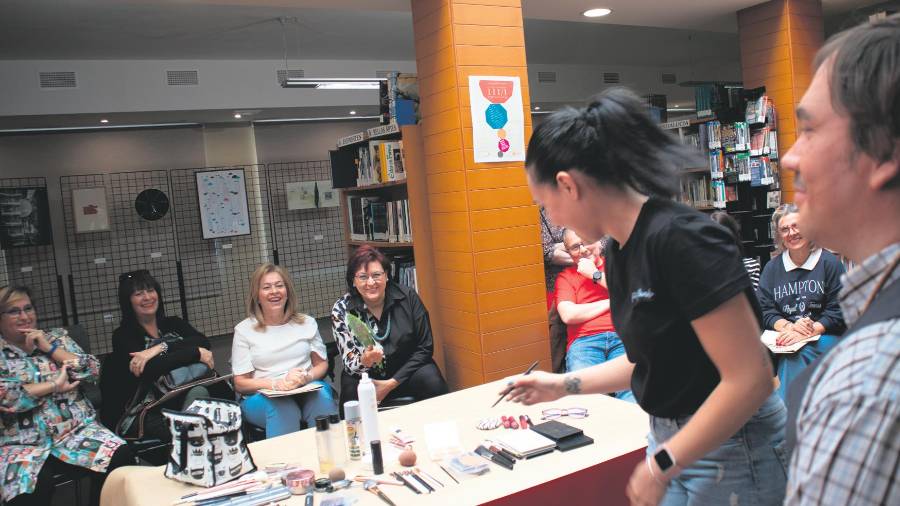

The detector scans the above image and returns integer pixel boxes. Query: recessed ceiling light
[673,105,680,108]
[233,113,242,119]
[583,8,612,17]
[100,119,109,124]
[533,106,541,111]
[349,110,357,115]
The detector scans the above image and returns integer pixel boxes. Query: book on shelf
[391,255,418,291]
[679,176,713,209]
[348,196,413,243]
[354,140,407,187]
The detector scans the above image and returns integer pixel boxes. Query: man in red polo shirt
[555,229,634,402]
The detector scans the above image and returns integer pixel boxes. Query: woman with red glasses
[331,245,447,408]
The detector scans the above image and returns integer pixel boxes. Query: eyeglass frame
[2,305,36,318]
[540,407,589,420]
[354,271,386,284]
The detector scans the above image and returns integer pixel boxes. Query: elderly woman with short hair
[756,203,846,401]
[0,285,133,506]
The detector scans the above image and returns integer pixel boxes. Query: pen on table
[492,360,540,408]
[438,464,460,485]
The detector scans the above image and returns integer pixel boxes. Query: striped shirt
[785,242,900,505]
[743,257,761,290]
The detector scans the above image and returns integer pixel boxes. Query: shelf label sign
[660,119,691,130]
[337,132,366,147]
[366,122,400,138]
[469,76,525,163]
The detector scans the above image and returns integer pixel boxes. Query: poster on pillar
[468,76,525,163]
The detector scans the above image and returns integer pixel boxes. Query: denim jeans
[240,380,338,439]
[647,392,788,506]
[566,331,636,403]
[775,334,840,405]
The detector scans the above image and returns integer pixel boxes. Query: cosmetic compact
[283,469,316,495]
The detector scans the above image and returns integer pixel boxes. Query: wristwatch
[653,446,679,479]
[592,270,603,284]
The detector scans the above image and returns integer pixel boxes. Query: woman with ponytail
[506,88,786,505]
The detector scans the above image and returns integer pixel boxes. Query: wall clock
[134,189,170,221]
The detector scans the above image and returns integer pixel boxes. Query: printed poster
[286,181,317,210]
[468,76,525,163]
[195,169,251,239]
[72,187,110,233]
[317,180,339,208]
[0,187,53,247]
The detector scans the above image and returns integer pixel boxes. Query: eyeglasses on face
[566,242,588,254]
[778,224,800,235]
[540,407,589,420]
[3,305,36,318]
[355,271,385,283]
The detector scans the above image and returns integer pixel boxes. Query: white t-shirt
[231,316,327,380]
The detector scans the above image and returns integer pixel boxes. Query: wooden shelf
[341,180,407,193]
[348,240,414,249]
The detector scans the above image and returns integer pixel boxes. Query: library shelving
[664,87,783,269]
[329,122,436,294]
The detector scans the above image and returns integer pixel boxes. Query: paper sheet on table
[258,382,323,398]
[760,330,820,354]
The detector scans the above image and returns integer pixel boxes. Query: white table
[101,379,649,506]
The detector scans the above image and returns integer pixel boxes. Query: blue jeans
[775,334,840,404]
[240,380,338,439]
[566,331,636,403]
[648,392,788,505]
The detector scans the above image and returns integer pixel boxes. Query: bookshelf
[666,88,782,269]
[330,123,436,294]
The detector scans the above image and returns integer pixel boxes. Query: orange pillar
[738,0,824,203]
[411,0,550,390]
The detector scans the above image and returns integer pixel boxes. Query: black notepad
[530,420,594,452]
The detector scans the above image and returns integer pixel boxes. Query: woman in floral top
[0,285,133,505]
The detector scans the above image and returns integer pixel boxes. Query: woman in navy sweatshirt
[757,204,846,402]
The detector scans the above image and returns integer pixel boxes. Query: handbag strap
[178,423,190,471]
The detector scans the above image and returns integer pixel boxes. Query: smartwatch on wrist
[653,446,679,479]
[592,270,603,284]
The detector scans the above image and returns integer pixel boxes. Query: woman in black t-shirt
[507,89,786,505]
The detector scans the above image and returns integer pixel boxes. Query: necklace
[371,313,392,342]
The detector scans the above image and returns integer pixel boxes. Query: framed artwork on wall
[285,181,317,210]
[195,168,251,239]
[318,180,339,208]
[72,187,111,233]
[0,187,53,248]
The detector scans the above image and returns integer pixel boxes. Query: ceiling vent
[603,72,620,84]
[537,71,557,83]
[661,72,677,84]
[39,71,77,89]
[376,70,398,78]
[276,69,305,85]
[166,70,199,86]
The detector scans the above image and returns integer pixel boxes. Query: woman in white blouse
[231,263,337,438]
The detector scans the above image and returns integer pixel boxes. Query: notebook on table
[493,430,557,459]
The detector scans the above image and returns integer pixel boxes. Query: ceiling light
[100,119,109,124]
[349,110,357,115]
[583,8,612,17]
[533,106,541,111]
[233,113,242,119]
[673,105,679,108]
[282,77,385,90]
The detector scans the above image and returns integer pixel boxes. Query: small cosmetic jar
[283,469,316,495]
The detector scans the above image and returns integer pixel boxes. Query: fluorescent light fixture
[252,115,380,125]
[100,118,109,124]
[583,8,612,17]
[282,77,386,90]
[0,122,202,134]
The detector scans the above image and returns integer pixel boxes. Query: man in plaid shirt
[780,14,899,505]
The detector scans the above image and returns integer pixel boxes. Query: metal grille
[39,71,77,88]
[661,72,677,84]
[537,71,557,83]
[169,165,272,339]
[0,177,64,330]
[276,69,305,84]
[603,72,621,84]
[166,70,199,86]
[60,172,182,354]
[266,161,347,318]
